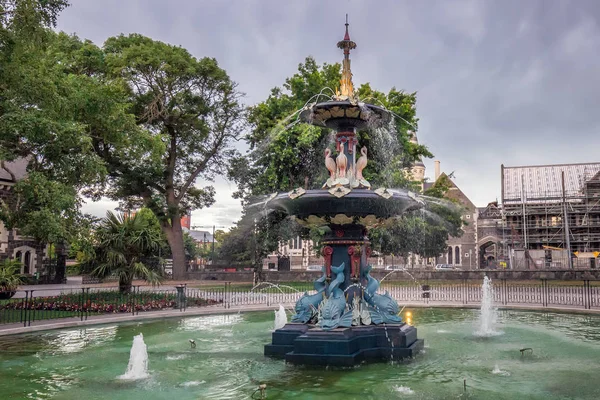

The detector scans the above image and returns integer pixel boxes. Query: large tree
[97,34,245,279]
[2,5,243,281]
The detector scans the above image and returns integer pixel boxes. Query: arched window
[455,247,460,265]
[447,247,453,264]
[23,251,31,274]
[289,237,301,250]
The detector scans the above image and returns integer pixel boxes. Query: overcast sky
[58,0,600,229]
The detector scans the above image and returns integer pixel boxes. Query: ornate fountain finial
[336,14,357,101]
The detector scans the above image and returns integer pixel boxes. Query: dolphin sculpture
[320,263,353,330]
[362,265,403,325]
[291,266,327,323]
[326,262,345,297]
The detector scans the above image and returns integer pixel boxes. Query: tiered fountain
[263,18,424,366]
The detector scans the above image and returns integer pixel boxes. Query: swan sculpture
[355,146,367,180]
[325,148,337,179]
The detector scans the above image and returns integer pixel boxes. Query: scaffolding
[501,163,600,269]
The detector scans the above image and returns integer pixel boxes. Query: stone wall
[186,269,600,282]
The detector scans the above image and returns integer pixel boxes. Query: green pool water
[1,308,600,399]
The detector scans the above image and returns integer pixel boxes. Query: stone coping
[2,302,600,337]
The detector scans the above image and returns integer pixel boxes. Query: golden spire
[336,14,357,100]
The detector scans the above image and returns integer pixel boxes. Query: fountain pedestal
[265,323,423,366]
[322,224,369,284]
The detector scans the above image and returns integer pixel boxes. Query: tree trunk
[253,260,264,284]
[164,216,187,280]
[54,242,67,284]
[119,277,132,294]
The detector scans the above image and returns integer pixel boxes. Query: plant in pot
[0,259,23,299]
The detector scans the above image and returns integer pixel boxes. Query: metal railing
[380,279,600,310]
[0,285,225,327]
[2,280,599,327]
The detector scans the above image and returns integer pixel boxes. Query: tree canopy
[0,1,117,258]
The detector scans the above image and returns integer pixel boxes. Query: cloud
[59,0,600,214]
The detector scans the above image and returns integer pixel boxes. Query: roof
[183,228,216,243]
[0,158,28,182]
[423,181,434,191]
[502,162,600,204]
[432,172,476,210]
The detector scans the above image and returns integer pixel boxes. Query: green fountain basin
[1,309,600,399]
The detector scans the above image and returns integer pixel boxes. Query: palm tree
[92,211,163,293]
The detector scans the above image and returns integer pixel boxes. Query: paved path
[14,277,210,298]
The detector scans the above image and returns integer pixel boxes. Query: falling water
[274,304,288,330]
[491,363,510,376]
[475,276,500,337]
[119,333,149,380]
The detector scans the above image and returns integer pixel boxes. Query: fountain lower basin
[3,309,600,399]
[264,322,423,366]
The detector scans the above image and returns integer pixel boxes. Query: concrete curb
[2,302,600,337]
[0,304,289,337]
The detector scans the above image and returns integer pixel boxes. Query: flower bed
[0,291,222,315]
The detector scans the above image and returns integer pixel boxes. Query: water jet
[119,333,149,380]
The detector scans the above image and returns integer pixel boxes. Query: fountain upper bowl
[299,100,390,130]
[266,189,423,228]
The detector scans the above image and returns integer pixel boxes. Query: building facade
[437,172,479,270]
[263,236,385,270]
[501,162,600,269]
[476,201,505,268]
[0,159,49,275]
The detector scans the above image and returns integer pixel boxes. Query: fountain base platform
[264,323,424,366]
